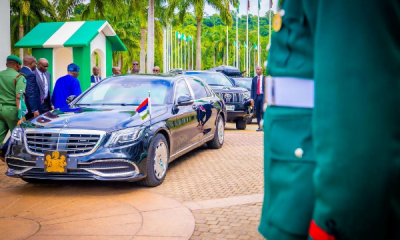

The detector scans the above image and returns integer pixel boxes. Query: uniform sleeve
[72,79,82,96]
[15,76,26,95]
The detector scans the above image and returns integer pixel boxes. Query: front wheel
[207,115,225,149]
[138,134,169,187]
[236,118,247,130]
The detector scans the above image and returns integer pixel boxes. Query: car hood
[26,106,168,132]
[210,85,249,93]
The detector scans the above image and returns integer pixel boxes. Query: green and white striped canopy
[15,20,126,51]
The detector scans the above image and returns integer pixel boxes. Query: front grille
[26,168,91,175]
[217,92,243,103]
[21,160,138,178]
[25,129,105,157]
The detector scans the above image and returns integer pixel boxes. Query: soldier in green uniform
[309,1,400,239]
[0,55,26,161]
[258,0,317,239]
[260,0,400,239]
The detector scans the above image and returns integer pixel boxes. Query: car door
[170,78,198,156]
[186,78,218,142]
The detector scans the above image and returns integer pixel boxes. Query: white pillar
[0,0,10,70]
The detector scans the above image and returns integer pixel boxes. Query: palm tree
[10,0,57,58]
[146,0,155,74]
[169,0,238,70]
[54,0,122,21]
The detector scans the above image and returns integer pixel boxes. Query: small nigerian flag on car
[136,98,151,120]
[18,90,27,120]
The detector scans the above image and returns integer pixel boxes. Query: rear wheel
[138,134,169,187]
[236,118,247,130]
[207,115,225,149]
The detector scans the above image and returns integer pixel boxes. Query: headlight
[242,92,250,100]
[11,127,23,142]
[105,127,144,148]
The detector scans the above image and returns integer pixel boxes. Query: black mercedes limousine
[5,74,226,186]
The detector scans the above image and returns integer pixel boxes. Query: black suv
[183,71,252,130]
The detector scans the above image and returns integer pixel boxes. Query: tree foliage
[10,0,272,75]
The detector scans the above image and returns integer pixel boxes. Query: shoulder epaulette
[14,73,25,86]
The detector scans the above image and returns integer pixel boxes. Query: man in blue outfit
[52,63,82,109]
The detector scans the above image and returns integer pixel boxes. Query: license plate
[226,105,235,111]
[44,151,67,173]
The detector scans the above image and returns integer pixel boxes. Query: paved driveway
[0,121,265,240]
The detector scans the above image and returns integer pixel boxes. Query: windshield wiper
[76,103,92,106]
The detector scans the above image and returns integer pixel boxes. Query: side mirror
[66,95,77,104]
[176,96,193,106]
[230,78,235,84]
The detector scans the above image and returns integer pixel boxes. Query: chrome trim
[84,169,137,178]
[6,157,35,163]
[79,159,140,177]
[7,167,35,174]
[173,78,194,104]
[171,134,214,158]
[24,128,106,157]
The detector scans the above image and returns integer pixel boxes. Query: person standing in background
[250,66,266,131]
[91,66,101,84]
[112,67,121,76]
[27,58,53,118]
[0,55,26,161]
[52,63,82,109]
[20,55,37,120]
[129,60,140,74]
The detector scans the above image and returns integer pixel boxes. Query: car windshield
[186,72,233,87]
[77,77,170,106]
[234,79,252,89]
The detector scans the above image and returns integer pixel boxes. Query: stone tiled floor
[0,122,265,240]
[191,202,264,240]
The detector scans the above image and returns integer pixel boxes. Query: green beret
[7,55,22,65]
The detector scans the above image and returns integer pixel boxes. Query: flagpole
[148,91,152,130]
[246,11,249,76]
[175,32,177,69]
[236,8,239,69]
[166,26,169,72]
[163,28,166,73]
[226,25,229,66]
[254,44,256,74]
[257,1,260,66]
[192,37,194,70]
[184,39,186,70]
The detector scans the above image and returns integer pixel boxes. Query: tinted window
[188,79,208,99]
[78,78,170,105]
[174,80,191,102]
[185,72,233,87]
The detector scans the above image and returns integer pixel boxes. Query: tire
[236,118,247,130]
[207,115,225,149]
[138,134,169,187]
[246,117,253,124]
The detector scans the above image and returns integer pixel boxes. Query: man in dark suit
[251,66,266,131]
[90,66,101,84]
[26,58,53,119]
[20,55,37,120]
